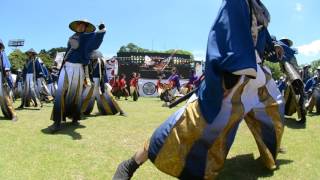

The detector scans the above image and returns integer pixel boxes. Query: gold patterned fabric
[51,62,84,122]
[147,66,285,179]
[82,78,121,115]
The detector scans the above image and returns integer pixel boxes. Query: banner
[105,57,118,82]
[54,52,65,68]
[138,78,188,97]
[195,61,203,77]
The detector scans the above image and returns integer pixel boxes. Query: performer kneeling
[19,49,43,108]
[50,19,106,132]
[82,50,126,116]
[0,39,18,121]
[180,69,198,95]
[159,68,181,106]
[114,0,285,179]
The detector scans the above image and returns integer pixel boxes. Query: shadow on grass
[307,112,320,117]
[218,154,293,180]
[82,114,99,120]
[0,116,12,121]
[15,107,41,111]
[41,123,86,140]
[284,118,306,129]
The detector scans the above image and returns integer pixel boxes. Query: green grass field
[0,98,319,180]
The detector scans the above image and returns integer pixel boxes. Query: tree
[47,47,67,58]
[310,59,320,73]
[119,46,127,52]
[264,61,284,80]
[38,52,54,67]
[8,49,28,73]
[117,43,194,58]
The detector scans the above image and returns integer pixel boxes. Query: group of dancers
[113,0,299,179]
[277,63,320,117]
[1,0,317,179]
[0,42,57,121]
[109,72,140,101]
[156,68,201,107]
[0,20,128,132]
[273,36,320,123]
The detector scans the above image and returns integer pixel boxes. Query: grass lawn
[0,98,319,180]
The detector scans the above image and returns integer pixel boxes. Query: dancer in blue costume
[305,67,320,113]
[36,59,54,102]
[14,69,24,99]
[276,38,306,123]
[50,19,106,132]
[82,50,126,116]
[114,0,285,179]
[19,49,43,108]
[0,39,18,121]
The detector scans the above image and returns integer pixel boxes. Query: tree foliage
[8,47,67,72]
[118,43,193,58]
[8,49,28,73]
[264,61,284,80]
[47,47,67,58]
[38,50,54,67]
[310,59,320,73]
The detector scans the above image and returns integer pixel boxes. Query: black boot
[113,157,140,180]
[49,122,61,133]
[72,117,80,125]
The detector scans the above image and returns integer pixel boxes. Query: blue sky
[1,0,319,64]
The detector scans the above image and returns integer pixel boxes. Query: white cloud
[192,50,206,61]
[297,40,320,56]
[295,3,303,12]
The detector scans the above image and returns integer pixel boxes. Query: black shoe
[72,120,80,126]
[299,114,306,124]
[120,112,128,117]
[49,123,61,133]
[18,105,24,109]
[113,157,140,180]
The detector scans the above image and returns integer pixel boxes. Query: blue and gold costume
[305,73,320,113]
[273,38,306,122]
[116,0,285,179]
[46,72,57,97]
[15,69,24,98]
[20,49,43,108]
[51,20,105,130]
[82,51,124,115]
[0,39,17,120]
[35,60,54,102]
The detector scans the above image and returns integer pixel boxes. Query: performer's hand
[85,78,92,87]
[98,23,106,31]
[275,45,284,60]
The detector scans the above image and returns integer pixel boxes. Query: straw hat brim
[69,20,96,33]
